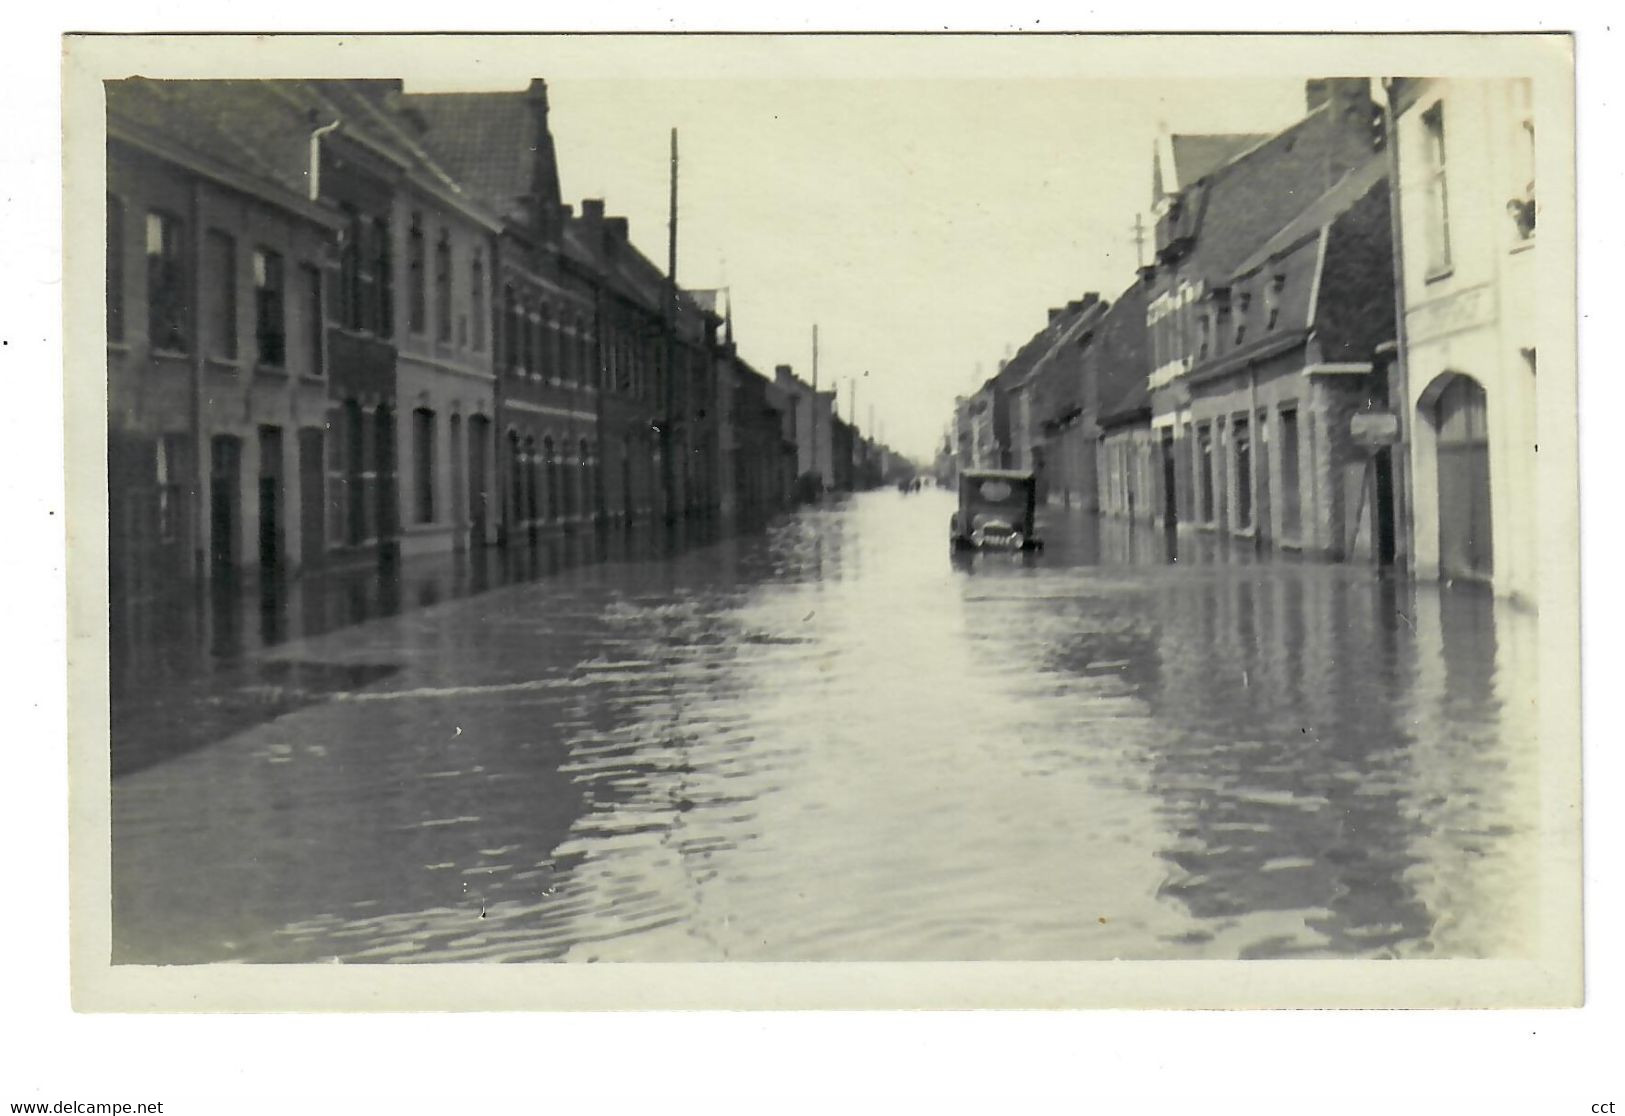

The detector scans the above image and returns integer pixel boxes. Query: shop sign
[1351,410,1401,447]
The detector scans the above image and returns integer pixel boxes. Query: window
[340,205,364,330]
[1279,409,1301,539]
[156,435,186,543]
[544,437,559,521]
[1422,103,1452,275]
[254,248,285,367]
[408,214,426,333]
[1233,416,1253,529]
[434,230,452,343]
[1197,424,1215,524]
[107,195,124,343]
[145,211,187,353]
[301,263,324,376]
[413,408,435,524]
[471,252,486,351]
[373,218,393,338]
[502,284,518,370]
[1510,80,1535,241]
[1265,275,1285,331]
[1196,312,1212,362]
[521,304,534,375]
[1233,291,1249,346]
[206,230,237,360]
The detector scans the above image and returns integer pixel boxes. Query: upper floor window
[107,195,125,343]
[205,230,238,361]
[1509,80,1536,242]
[470,251,486,352]
[1265,275,1285,332]
[301,262,324,376]
[407,214,426,333]
[1195,312,1212,362]
[254,248,286,367]
[434,230,452,344]
[1233,291,1251,346]
[146,211,187,353]
[502,284,518,371]
[339,205,364,331]
[1422,102,1453,276]
[373,218,393,339]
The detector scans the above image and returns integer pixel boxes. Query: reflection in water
[111,492,1539,963]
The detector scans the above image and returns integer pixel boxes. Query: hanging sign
[1350,410,1401,447]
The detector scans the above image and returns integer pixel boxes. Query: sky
[408,42,1318,462]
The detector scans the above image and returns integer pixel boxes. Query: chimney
[581,198,605,224]
[606,216,630,242]
[1305,78,1331,114]
[1312,77,1380,186]
[524,79,565,246]
[1048,308,1064,324]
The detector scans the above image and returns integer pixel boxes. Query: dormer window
[1265,274,1285,331]
[1196,312,1212,362]
[1234,290,1251,346]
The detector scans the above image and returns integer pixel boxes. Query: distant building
[1391,78,1538,602]
[1096,269,1159,521]
[774,365,835,496]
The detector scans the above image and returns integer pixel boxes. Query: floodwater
[110,490,1541,963]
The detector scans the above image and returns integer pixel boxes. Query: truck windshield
[969,479,1022,503]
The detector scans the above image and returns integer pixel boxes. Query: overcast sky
[410,42,1314,461]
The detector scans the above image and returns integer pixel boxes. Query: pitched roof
[399,91,549,224]
[106,79,322,204]
[1170,133,1271,188]
[1165,104,1346,285]
[1230,153,1388,279]
[1091,281,1153,427]
[1154,132,1271,207]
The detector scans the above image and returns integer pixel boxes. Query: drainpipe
[1380,77,1416,573]
[308,119,341,202]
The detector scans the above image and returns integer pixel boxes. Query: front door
[1435,376,1493,581]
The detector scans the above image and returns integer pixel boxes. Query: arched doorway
[1428,374,1493,582]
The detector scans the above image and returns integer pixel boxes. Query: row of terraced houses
[952,78,1539,603]
[107,77,889,606]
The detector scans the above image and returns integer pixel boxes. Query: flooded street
[111,491,1540,964]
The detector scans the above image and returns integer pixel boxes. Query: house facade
[1144,78,1390,557]
[106,79,344,605]
[1391,78,1538,603]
